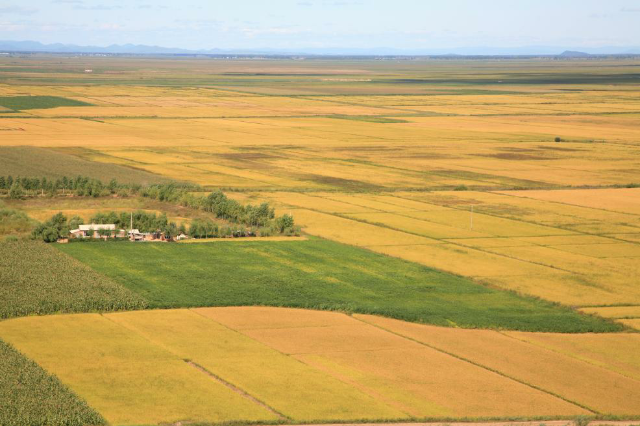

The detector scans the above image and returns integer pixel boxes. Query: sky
[1,0,640,50]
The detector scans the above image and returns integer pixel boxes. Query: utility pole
[470,205,474,230]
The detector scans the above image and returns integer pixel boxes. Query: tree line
[3,176,298,240]
[32,210,298,242]
[0,175,140,199]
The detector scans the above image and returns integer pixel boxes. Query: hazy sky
[1,0,639,49]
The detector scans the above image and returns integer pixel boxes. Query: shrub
[275,214,295,233]
[8,182,23,199]
[31,213,69,243]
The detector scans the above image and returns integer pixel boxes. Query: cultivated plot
[2,307,639,426]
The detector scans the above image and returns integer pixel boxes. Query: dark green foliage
[189,218,219,238]
[31,213,69,242]
[0,96,91,111]
[91,210,178,235]
[59,239,621,333]
[0,174,136,197]
[0,339,106,426]
[68,215,84,230]
[142,186,292,233]
[0,240,147,319]
[8,181,23,199]
[275,213,295,233]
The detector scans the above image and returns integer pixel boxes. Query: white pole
[470,205,474,230]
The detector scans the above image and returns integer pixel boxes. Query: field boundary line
[497,331,640,384]
[298,204,581,275]
[486,190,640,220]
[186,360,289,421]
[99,312,291,421]
[189,308,406,418]
[389,193,640,243]
[352,315,599,415]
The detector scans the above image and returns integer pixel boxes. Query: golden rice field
[4,306,640,426]
[2,59,640,308]
[2,57,640,422]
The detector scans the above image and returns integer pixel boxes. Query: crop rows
[58,237,620,332]
[0,338,105,426]
[0,240,147,319]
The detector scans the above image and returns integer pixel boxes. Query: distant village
[58,223,188,243]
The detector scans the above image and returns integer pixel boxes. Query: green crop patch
[0,240,147,319]
[0,338,106,426]
[58,238,621,332]
[0,96,92,111]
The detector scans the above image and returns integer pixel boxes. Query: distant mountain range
[1,40,640,56]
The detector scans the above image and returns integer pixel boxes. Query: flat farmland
[2,307,640,426]
[57,238,614,332]
[2,56,640,421]
[248,189,640,312]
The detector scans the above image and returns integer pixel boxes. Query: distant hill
[0,40,224,55]
[560,51,591,57]
[1,40,640,57]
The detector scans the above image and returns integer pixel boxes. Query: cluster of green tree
[90,211,184,237]
[4,176,296,236]
[188,213,297,239]
[31,213,82,243]
[188,219,252,238]
[141,186,287,229]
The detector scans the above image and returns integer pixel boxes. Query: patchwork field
[56,238,618,332]
[1,307,639,426]
[249,189,640,310]
[0,240,146,319]
[2,56,640,422]
[0,338,105,426]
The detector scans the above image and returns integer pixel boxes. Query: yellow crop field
[287,208,442,246]
[0,307,603,422]
[502,331,640,382]
[619,319,640,330]
[0,314,277,426]
[501,188,640,214]
[251,189,640,307]
[3,57,640,422]
[358,314,640,415]
[106,309,402,421]
[579,306,640,319]
[186,307,588,418]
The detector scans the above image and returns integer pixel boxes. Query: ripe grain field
[2,55,640,423]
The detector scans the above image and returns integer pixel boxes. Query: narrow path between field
[186,360,288,421]
[352,315,598,414]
